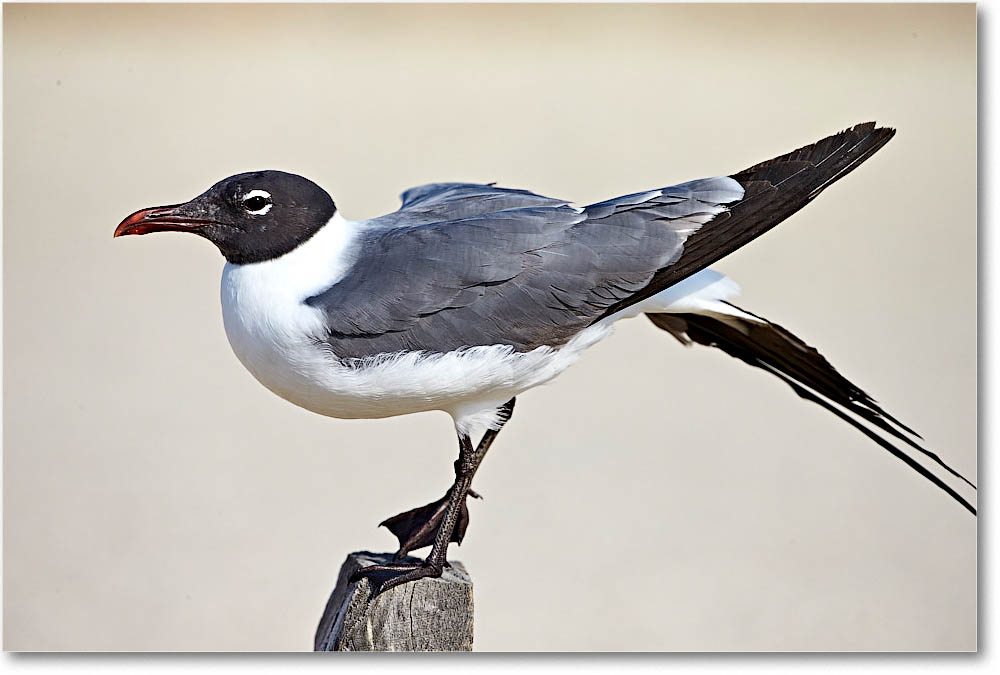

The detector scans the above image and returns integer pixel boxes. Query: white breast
[219,213,612,435]
[220,212,359,413]
[219,212,745,437]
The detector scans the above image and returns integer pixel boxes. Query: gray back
[306,180,741,359]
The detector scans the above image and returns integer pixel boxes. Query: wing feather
[306,180,741,357]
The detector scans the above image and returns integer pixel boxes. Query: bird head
[114,170,335,265]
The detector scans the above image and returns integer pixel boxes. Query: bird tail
[646,306,976,515]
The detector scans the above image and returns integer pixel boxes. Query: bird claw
[379,491,472,559]
[350,561,444,599]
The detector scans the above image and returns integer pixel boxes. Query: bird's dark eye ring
[243,195,270,212]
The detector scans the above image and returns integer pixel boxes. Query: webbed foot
[379,489,481,559]
[349,559,445,598]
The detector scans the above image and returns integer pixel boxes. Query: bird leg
[351,399,515,597]
[377,485,480,560]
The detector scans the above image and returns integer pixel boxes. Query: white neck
[219,212,363,406]
[222,211,360,304]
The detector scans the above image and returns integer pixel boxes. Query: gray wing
[596,122,897,320]
[306,179,743,359]
[370,182,573,229]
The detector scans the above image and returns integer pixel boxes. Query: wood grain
[314,551,473,652]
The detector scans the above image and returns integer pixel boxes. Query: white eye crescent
[241,189,273,215]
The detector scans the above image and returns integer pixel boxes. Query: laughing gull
[115,122,975,596]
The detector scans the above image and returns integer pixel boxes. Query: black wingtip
[732,121,896,187]
[648,309,975,514]
[763,364,976,516]
[598,122,898,322]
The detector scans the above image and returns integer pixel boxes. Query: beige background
[3,3,976,652]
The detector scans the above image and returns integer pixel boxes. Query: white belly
[217,212,745,435]
[220,252,613,434]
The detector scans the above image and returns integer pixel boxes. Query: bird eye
[241,189,272,215]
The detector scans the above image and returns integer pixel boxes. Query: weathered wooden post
[314,551,474,651]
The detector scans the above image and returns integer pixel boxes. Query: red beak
[114,204,215,237]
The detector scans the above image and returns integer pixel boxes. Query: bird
[114,122,975,597]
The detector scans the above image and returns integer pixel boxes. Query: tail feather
[647,308,976,514]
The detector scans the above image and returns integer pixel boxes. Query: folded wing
[306,179,743,358]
